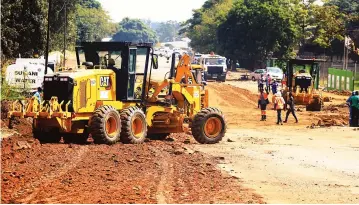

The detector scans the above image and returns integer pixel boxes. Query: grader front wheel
[89,105,121,145]
[191,108,227,144]
[120,107,148,144]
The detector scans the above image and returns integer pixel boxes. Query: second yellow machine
[8,42,227,144]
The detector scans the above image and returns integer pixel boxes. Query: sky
[98,0,207,22]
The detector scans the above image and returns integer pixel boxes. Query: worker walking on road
[346,91,356,126]
[258,88,269,121]
[272,80,279,95]
[266,74,271,94]
[258,74,265,92]
[349,91,359,127]
[274,91,285,125]
[284,92,298,123]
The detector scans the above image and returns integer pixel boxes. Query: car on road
[250,69,266,81]
[266,67,284,82]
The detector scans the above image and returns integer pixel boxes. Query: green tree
[1,0,118,59]
[76,5,117,42]
[45,0,78,51]
[155,21,182,42]
[310,5,345,48]
[1,0,46,58]
[181,0,233,53]
[217,0,300,69]
[327,0,359,61]
[78,0,101,9]
[293,1,345,49]
[112,18,158,43]
[326,0,359,15]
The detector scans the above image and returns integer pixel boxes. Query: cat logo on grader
[99,76,110,87]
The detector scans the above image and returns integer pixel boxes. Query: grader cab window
[75,42,152,102]
[128,49,136,99]
[130,47,148,100]
[76,46,123,70]
[107,51,122,70]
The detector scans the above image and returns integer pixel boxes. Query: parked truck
[198,53,227,82]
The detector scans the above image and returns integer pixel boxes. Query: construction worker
[33,49,39,58]
[346,91,356,126]
[349,91,359,127]
[258,74,265,91]
[274,91,285,125]
[258,88,269,121]
[272,80,279,95]
[266,74,271,93]
[284,92,298,123]
[281,73,286,88]
[34,87,43,104]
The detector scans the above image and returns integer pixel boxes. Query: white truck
[199,53,228,82]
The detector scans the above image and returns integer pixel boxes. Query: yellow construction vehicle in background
[283,59,323,111]
[8,42,227,144]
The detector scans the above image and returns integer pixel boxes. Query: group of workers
[258,88,298,125]
[257,73,298,125]
[258,80,359,127]
[347,91,359,127]
[258,74,280,95]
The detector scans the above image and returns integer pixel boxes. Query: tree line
[1,0,184,60]
[181,0,359,68]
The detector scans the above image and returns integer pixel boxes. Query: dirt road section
[1,132,263,204]
[195,127,359,204]
[195,81,359,204]
[208,83,318,128]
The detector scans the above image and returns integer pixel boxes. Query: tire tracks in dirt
[10,146,89,203]
[149,146,174,204]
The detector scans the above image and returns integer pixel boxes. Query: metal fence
[327,68,355,91]
[318,60,358,90]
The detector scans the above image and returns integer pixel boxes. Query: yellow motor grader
[8,42,226,144]
[283,59,324,111]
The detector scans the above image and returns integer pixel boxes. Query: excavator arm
[147,53,200,102]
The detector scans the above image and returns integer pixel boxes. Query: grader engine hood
[43,69,114,112]
[43,73,76,112]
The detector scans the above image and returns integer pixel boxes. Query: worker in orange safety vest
[258,88,269,121]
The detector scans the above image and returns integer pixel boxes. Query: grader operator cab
[284,59,323,111]
[8,42,227,145]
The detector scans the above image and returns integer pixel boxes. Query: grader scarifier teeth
[8,97,72,119]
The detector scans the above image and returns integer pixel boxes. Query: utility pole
[63,0,68,67]
[45,0,52,75]
[343,36,346,70]
[301,0,307,48]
